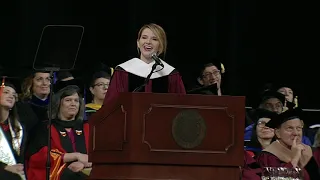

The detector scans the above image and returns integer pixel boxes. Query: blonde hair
[137,23,167,56]
[313,128,320,148]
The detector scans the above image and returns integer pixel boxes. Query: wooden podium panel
[88,92,245,180]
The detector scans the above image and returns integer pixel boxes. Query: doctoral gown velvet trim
[26,120,89,180]
[103,58,186,104]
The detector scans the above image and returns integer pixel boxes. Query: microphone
[151,54,164,67]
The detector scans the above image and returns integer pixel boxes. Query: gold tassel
[110,67,114,75]
[282,100,289,112]
[0,77,6,97]
[294,96,298,108]
[1,76,5,88]
[220,63,225,73]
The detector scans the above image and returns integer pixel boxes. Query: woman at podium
[103,23,186,104]
[26,85,91,180]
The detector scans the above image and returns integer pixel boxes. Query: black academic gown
[0,119,27,180]
[26,119,89,180]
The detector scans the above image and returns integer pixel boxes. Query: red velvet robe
[242,151,262,180]
[257,152,320,180]
[103,58,186,105]
[313,147,320,167]
[26,121,89,180]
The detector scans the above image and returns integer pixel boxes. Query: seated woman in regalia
[0,80,26,180]
[26,85,91,180]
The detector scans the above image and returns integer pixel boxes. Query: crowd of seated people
[1,23,320,179]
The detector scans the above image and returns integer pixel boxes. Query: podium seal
[172,110,206,149]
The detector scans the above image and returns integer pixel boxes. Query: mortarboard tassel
[220,63,225,74]
[282,100,289,112]
[294,96,298,109]
[0,77,6,97]
[110,67,114,75]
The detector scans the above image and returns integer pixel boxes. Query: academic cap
[53,77,84,95]
[265,108,303,129]
[89,71,112,87]
[198,59,226,79]
[56,71,74,81]
[90,62,114,76]
[85,62,114,84]
[259,90,286,106]
[0,67,23,94]
[253,108,278,122]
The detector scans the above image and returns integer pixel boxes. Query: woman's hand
[68,162,85,172]
[63,152,79,163]
[76,153,92,167]
[4,163,24,175]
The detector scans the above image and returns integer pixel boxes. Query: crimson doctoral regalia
[256,141,320,180]
[26,120,89,180]
[103,58,186,104]
[242,151,262,180]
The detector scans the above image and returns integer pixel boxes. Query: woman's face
[90,77,110,101]
[59,93,80,120]
[137,28,160,61]
[0,86,17,109]
[32,72,50,98]
[276,118,303,147]
[256,118,274,139]
[278,87,293,102]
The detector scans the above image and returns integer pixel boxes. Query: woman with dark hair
[86,70,112,118]
[27,85,91,180]
[245,108,277,157]
[0,79,26,180]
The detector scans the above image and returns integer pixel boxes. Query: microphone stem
[133,64,157,92]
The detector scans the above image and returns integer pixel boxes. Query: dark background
[1,1,319,111]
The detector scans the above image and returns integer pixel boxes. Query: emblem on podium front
[172,110,206,149]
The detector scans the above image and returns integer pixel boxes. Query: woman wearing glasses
[85,71,111,118]
[245,108,277,158]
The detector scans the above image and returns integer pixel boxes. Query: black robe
[26,120,89,180]
[0,119,27,180]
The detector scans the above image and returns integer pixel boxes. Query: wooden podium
[88,92,245,180]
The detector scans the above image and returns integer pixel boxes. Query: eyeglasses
[202,71,221,78]
[257,121,269,128]
[93,83,109,89]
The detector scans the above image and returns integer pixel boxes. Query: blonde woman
[103,23,186,104]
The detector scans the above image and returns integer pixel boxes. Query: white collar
[117,58,175,79]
